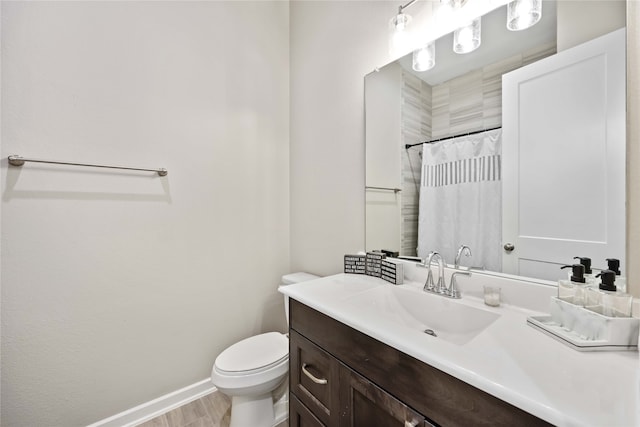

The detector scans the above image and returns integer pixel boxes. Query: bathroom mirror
[364,1,627,283]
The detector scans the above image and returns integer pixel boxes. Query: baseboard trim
[87,379,217,427]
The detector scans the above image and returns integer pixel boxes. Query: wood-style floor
[137,391,288,427]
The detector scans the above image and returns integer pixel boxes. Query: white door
[502,28,625,281]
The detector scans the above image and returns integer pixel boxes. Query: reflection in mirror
[365,1,626,282]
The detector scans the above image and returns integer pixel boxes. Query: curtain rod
[404,126,502,150]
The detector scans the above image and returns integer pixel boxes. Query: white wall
[365,62,402,253]
[290,1,399,276]
[557,0,626,51]
[1,2,289,426]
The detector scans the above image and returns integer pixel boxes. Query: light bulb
[507,0,542,31]
[412,42,435,72]
[453,18,481,54]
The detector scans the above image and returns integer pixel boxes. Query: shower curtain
[417,129,502,272]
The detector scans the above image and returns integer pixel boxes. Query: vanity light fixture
[389,0,418,56]
[506,0,542,31]
[453,17,481,54]
[412,41,436,71]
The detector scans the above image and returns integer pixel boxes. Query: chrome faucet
[455,245,472,269]
[448,271,470,299]
[423,252,437,292]
[448,245,473,299]
[433,253,447,294]
[421,249,470,299]
[423,252,448,295]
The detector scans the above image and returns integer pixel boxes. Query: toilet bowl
[211,272,319,427]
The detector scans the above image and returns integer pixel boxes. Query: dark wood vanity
[288,299,552,427]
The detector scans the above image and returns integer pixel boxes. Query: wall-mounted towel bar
[365,186,401,193]
[7,155,168,177]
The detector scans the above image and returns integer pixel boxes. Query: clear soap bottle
[606,258,627,293]
[584,270,633,317]
[558,264,588,306]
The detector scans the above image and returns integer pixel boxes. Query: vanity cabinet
[289,299,551,427]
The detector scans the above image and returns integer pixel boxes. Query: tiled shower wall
[401,70,431,256]
[400,42,556,256]
[431,42,557,138]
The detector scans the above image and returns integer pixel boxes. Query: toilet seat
[216,353,288,376]
[215,332,289,375]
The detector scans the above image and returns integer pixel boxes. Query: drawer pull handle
[302,363,328,385]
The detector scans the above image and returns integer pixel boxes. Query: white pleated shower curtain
[417,129,502,272]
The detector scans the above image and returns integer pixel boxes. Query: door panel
[502,28,625,280]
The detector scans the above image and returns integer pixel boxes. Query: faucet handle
[448,271,471,299]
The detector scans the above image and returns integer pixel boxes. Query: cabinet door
[338,363,432,427]
[290,330,340,426]
[290,394,326,427]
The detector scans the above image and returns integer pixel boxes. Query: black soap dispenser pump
[606,258,627,293]
[558,264,588,305]
[572,256,596,284]
[584,270,633,317]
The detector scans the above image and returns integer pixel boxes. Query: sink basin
[344,285,500,345]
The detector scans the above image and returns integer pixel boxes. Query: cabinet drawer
[290,393,326,427]
[290,330,339,426]
[339,363,434,427]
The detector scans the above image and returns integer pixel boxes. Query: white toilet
[211,272,319,427]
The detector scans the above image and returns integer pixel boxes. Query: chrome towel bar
[365,186,401,193]
[8,155,168,177]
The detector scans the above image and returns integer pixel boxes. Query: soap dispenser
[558,264,588,305]
[606,258,627,293]
[584,270,633,317]
[572,257,597,285]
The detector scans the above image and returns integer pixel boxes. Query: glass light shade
[389,13,412,57]
[507,0,542,31]
[392,12,411,31]
[453,18,481,54]
[412,42,436,72]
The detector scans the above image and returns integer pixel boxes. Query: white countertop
[280,272,640,427]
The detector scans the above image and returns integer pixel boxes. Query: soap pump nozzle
[596,270,617,292]
[606,258,621,275]
[573,256,592,274]
[561,264,586,283]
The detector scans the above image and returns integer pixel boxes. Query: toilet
[211,272,319,427]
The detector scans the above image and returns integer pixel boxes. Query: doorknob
[503,243,515,252]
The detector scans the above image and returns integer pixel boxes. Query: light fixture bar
[398,0,418,14]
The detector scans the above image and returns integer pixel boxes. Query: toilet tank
[280,272,319,326]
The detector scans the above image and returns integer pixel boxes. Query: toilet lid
[215,332,288,374]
